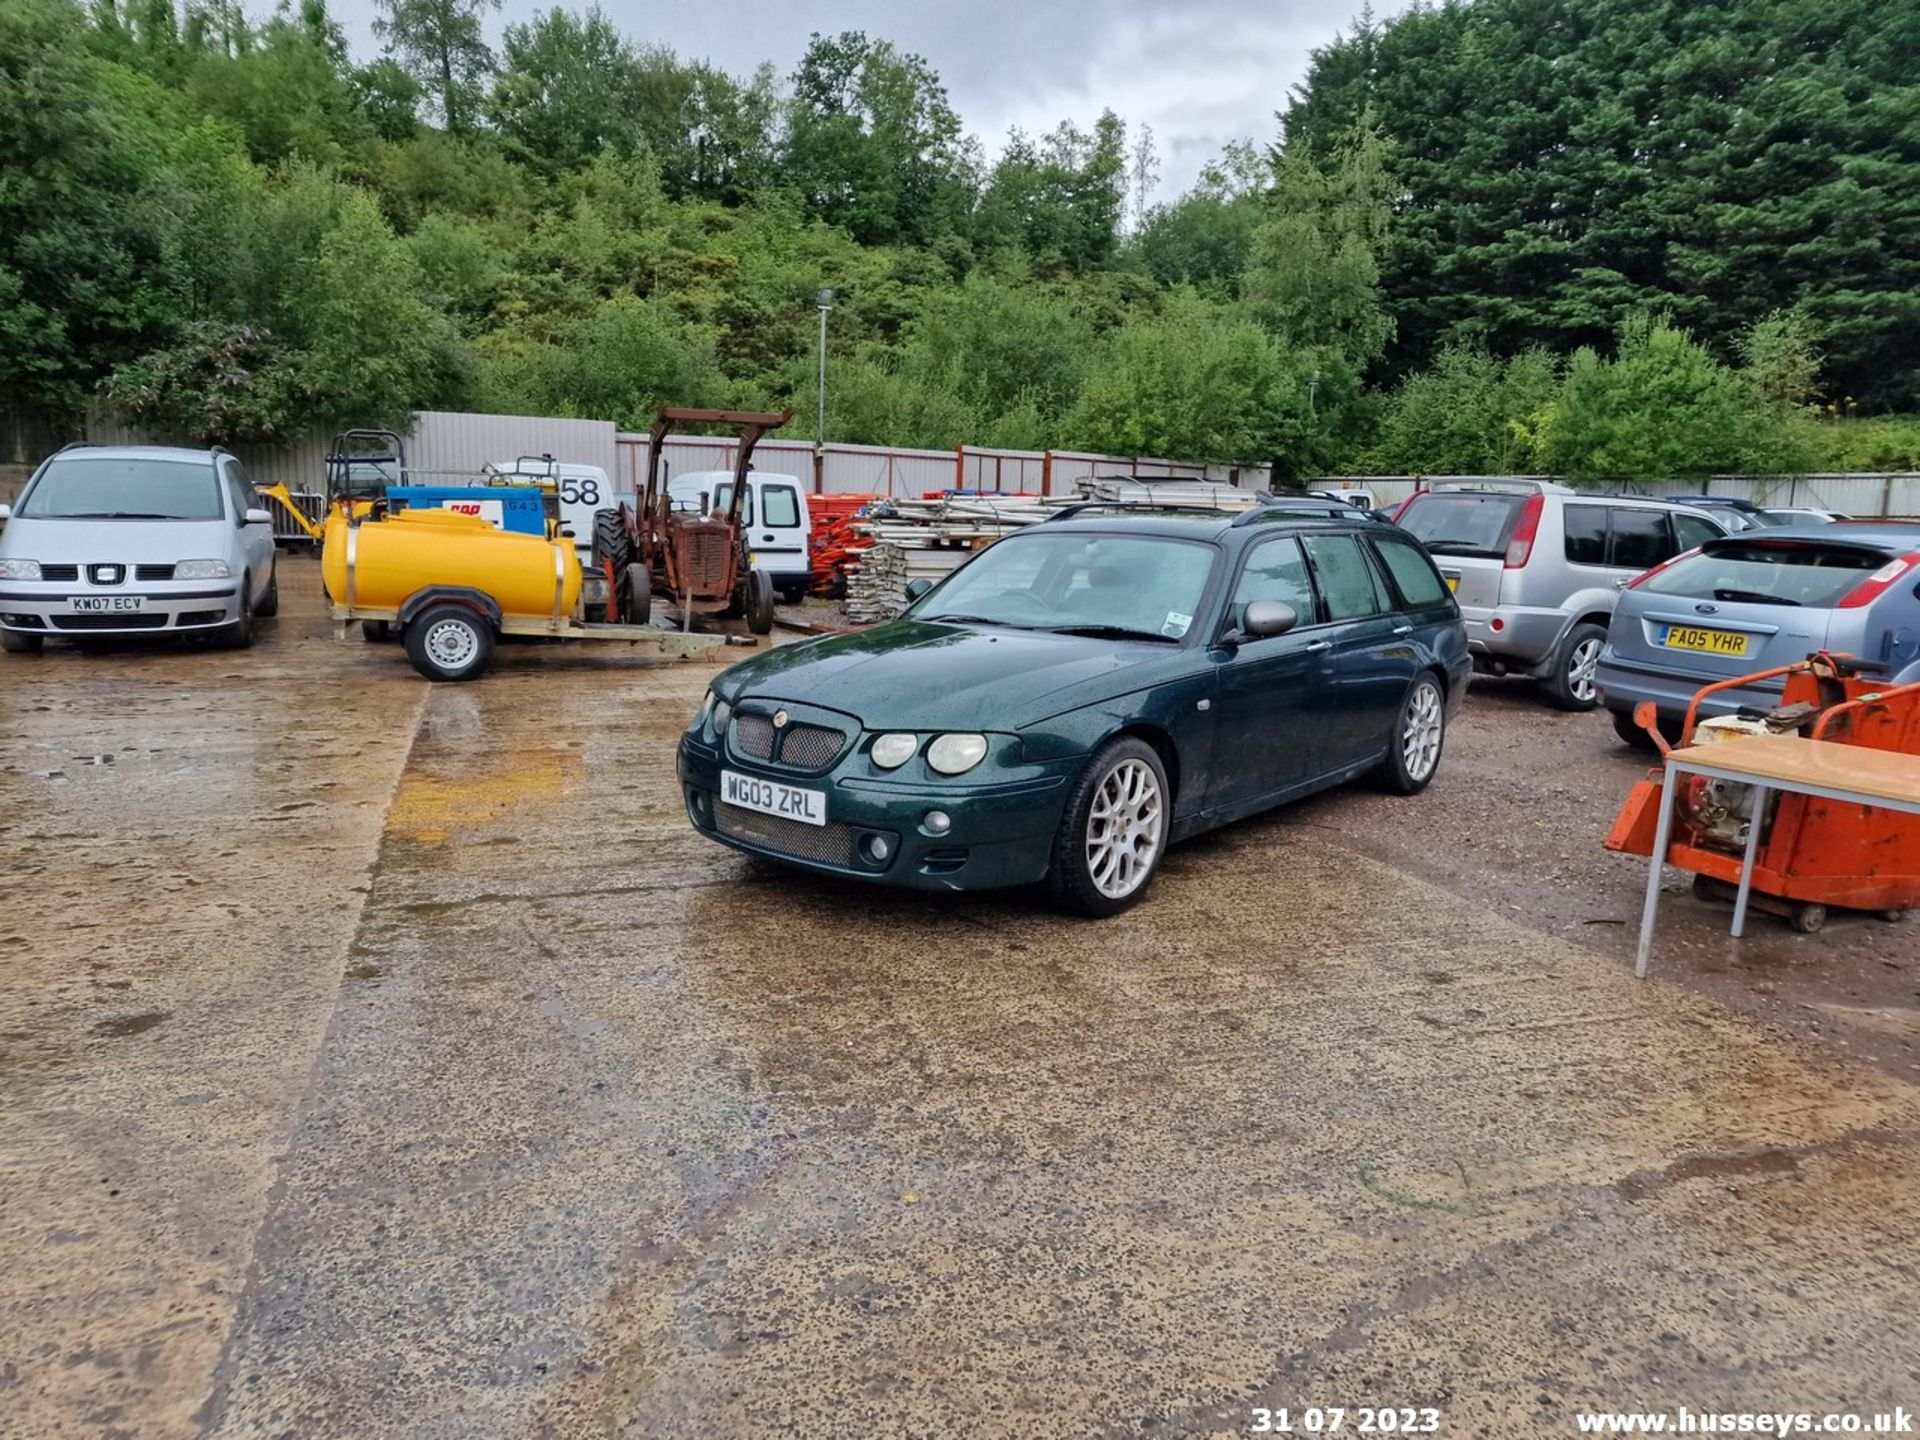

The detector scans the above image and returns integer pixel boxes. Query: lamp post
[816,287,834,449]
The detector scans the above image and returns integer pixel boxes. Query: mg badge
[772,710,789,729]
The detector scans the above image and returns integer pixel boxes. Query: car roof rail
[1041,500,1253,523]
[1422,477,1574,496]
[55,440,101,453]
[1230,496,1378,527]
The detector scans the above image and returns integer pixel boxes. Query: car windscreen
[1395,493,1523,559]
[912,533,1217,640]
[19,457,225,520]
[1637,541,1891,608]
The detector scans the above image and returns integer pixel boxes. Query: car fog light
[923,810,951,835]
[871,732,918,768]
[862,834,892,863]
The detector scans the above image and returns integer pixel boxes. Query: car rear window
[1395,493,1523,560]
[19,457,223,520]
[761,485,801,528]
[1637,541,1891,608]
[1370,533,1453,608]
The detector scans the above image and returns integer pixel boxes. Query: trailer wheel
[1790,902,1827,935]
[745,569,775,635]
[622,568,652,625]
[404,603,494,682]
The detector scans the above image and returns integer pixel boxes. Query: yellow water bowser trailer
[319,506,741,681]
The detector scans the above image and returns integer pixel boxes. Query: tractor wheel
[745,569,775,635]
[591,507,633,572]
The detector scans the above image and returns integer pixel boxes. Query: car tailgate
[1426,554,1503,609]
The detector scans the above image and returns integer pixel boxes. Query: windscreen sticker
[1162,611,1193,638]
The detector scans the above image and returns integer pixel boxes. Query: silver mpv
[0,445,280,653]
[1393,481,1731,709]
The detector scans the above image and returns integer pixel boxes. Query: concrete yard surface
[2,558,1917,1439]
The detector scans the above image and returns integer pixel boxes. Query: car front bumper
[677,735,1077,892]
[0,583,244,637]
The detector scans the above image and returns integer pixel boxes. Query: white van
[667,470,812,602]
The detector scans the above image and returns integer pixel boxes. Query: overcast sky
[326,0,1408,202]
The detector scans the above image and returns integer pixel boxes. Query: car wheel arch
[1104,722,1180,804]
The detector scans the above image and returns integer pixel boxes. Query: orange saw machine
[1605,652,1920,932]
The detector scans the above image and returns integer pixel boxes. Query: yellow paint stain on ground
[388,749,583,832]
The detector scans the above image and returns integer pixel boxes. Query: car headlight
[927,733,988,775]
[0,559,42,581]
[688,692,714,732]
[712,698,732,732]
[870,732,918,769]
[174,559,231,579]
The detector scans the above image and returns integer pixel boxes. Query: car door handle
[1393,624,1413,636]
[1306,640,1333,653]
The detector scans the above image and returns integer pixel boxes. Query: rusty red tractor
[591,407,791,636]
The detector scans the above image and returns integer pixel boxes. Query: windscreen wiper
[1047,623,1179,644]
[920,613,1025,628]
[65,511,174,519]
[1712,588,1800,607]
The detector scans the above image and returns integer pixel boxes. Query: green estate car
[677,501,1469,915]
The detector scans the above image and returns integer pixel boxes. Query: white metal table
[1635,733,1920,977]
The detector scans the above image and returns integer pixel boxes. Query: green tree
[1285,0,1920,407]
[974,112,1129,270]
[1535,315,1790,482]
[490,6,635,173]
[0,0,173,417]
[782,31,975,246]
[373,0,500,134]
[1132,142,1269,295]
[1067,293,1311,468]
[1363,344,1561,475]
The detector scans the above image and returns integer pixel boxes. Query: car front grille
[134,564,174,581]
[49,613,168,630]
[733,714,775,759]
[729,716,848,771]
[715,798,859,868]
[40,564,79,582]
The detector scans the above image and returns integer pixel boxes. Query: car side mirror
[904,578,934,601]
[1242,600,1299,638]
[243,507,271,525]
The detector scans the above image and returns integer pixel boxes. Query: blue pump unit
[386,485,548,536]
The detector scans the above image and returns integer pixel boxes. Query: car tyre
[1379,673,1446,795]
[404,603,494,681]
[218,575,255,650]
[1,628,43,654]
[1047,736,1170,918]
[1544,622,1606,710]
[744,569,776,635]
[255,560,279,618]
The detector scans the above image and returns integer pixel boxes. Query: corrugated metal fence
[1325,474,1920,516]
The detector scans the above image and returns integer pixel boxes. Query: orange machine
[1605,653,1920,932]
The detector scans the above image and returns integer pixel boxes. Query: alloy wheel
[1568,636,1603,703]
[1403,682,1444,783]
[1085,757,1164,900]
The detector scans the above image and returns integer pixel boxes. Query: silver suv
[0,444,280,653]
[1393,481,1731,709]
